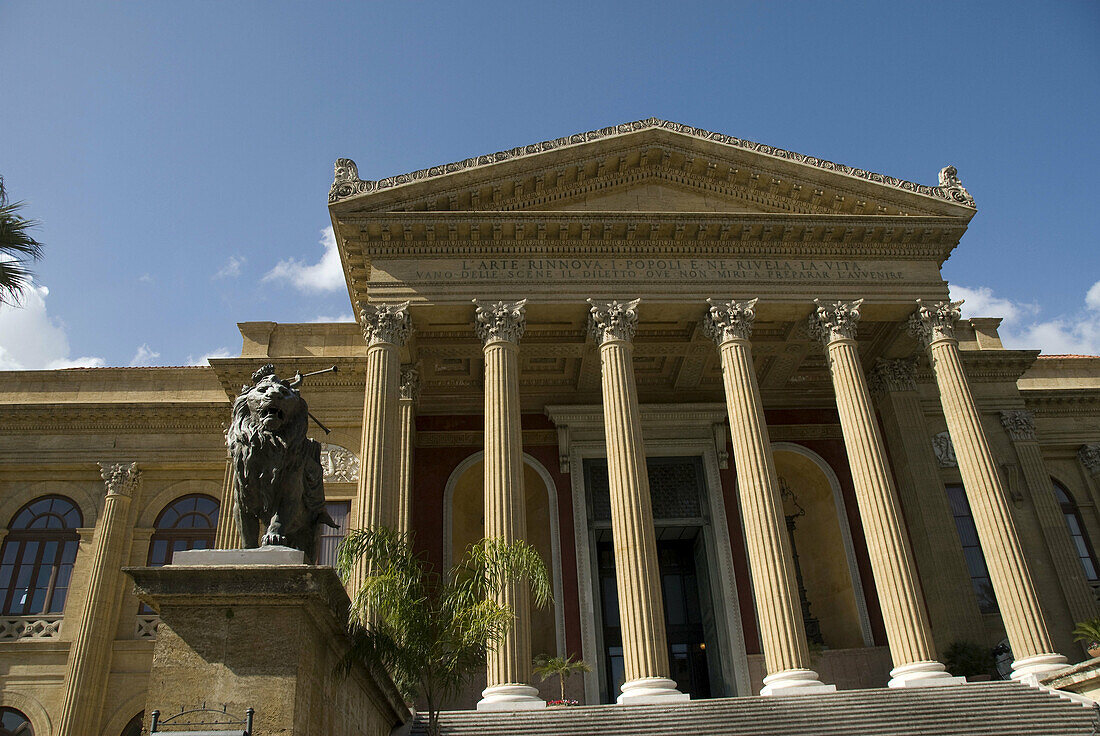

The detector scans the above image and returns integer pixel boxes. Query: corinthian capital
[399,363,421,403]
[1079,444,1100,477]
[587,298,641,345]
[473,299,527,345]
[99,462,140,498]
[867,357,918,397]
[359,301,412,347]
[808,298,863,345]
[1000,410,1036,442]
[907,299,963,346]
[703,298,758,344]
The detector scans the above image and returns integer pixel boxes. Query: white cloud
[138,273,154,284]
[309,313,355,323]
[129,343,161,367]
[213,255,246,280]
[950,280,1100,356]
[187,347,233,366]
[262,227,344,292]
[0,281,105,370]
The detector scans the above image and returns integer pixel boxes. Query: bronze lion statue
[228,364,335,560]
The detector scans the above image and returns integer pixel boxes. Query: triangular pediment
[329,118,977,219]
[524,175,779,214]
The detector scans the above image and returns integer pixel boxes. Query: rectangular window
[945,484,998,614]
[317,501,351,567]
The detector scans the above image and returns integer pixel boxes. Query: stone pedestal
[124,551,409,736]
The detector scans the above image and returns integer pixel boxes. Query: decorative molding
[416,429,558,448]
[358,301,412,347]
[0,403,228,434]
[319,444,360,483]
[473,298,527,345]
[99,461,140,497]
[329,118,976,209]
[867,357,918,397]
[908,299,963,346]
[587,298,641,344]
[134,615,160,640]
[1079,444,1100,477]
[932,431,957,468]
[399,364,421,404]
[999,410,1037,442]
[808,298,863,344]
[703,298,758,344]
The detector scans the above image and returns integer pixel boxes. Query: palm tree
[0,176,44,306]
[336,527,552,736]
[533,653,592,703]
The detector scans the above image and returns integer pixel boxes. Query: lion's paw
[261,532,288,547]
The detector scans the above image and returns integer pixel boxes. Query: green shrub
[943,641,997,678]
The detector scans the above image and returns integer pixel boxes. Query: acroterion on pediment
[328,118,977,218]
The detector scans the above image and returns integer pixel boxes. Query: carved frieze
[588,298,641,345]
[99,462,140,497]
[473,299,527,345]
[867,357,918,397]
[703,298,758,344]
[932,432,957,468]
[808,299,863,345]
[358,301,412,347]
[999,410,1036,442]
[908,299,963,346]
[319,444,360,483]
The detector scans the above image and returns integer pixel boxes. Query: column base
[617,677,690,705]
[760,668,836,696]
[476,684,546,711]
[1011,653,1070,685]
[888,661,966,688]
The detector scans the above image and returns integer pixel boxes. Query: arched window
[147,495,219,567]
[119,712,143,736]
[0,706,34,735]
[1053,480,1099,583]
[0,496,82,616]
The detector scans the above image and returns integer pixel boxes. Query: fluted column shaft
[811,300,958,687]
[1001,411,1096,625]
[704,299,831,695]
[869,359,984,645]
[355,302,412,535]
[474,300,540,710]
[214,453,239,549]
[57,463,140,736]
[396,365,420,536]
[589,299,686,704]
[910,300,1066,681]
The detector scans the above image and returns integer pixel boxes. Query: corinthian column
[1000,410,1096,625]
[396,364,420,537]
[474,299,542,711]
[57,463,141,736]
[809,300,961,687]
[704,299,833,695]
[589,299,687,704]
[867,358,984,645]
[355,302,412,535]
[909,300,1067,681]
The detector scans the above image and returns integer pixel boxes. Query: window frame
[0,495,83,617]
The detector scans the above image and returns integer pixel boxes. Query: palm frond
[0,199,44,306]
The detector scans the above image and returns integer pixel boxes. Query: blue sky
[1,1,1098,368]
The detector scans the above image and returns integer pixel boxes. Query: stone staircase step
[408,682,1098,736]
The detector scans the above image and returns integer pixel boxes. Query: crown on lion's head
[228,370,309,449]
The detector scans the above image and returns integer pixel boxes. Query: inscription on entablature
[374,257,915,286]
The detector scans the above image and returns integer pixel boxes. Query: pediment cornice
[329,118,977,217]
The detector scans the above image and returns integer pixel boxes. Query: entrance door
[596,535,713,701]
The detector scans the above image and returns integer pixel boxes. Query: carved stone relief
[319,444,360,483]
[932,431,957,468]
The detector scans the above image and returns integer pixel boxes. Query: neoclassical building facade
[2,119,1100,732]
